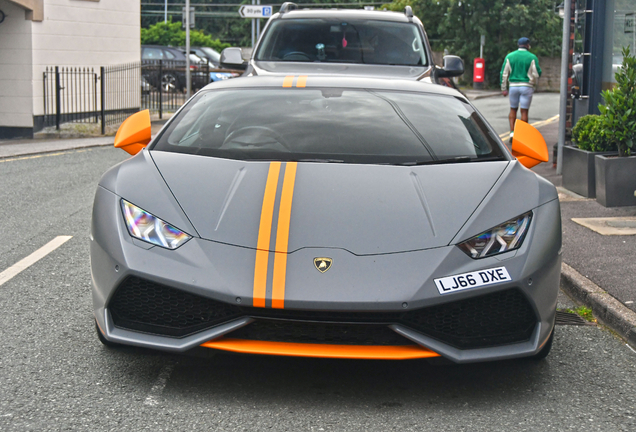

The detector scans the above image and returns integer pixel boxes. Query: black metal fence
[101,63,142,134]
[43,67,99,128]
[43,60,214,132]
[141,60,211,119]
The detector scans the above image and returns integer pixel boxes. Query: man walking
[500,37,541,138]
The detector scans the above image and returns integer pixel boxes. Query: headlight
[121,200,191,249]
[458,211,532,259]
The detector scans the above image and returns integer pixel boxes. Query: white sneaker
[509,132,514,139]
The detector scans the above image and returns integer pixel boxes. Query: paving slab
[572,217,636,235]
[0,137,114,159]
[531,120,636,333]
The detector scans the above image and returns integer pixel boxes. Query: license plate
[434,266,511,295]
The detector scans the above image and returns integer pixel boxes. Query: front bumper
[91,186,561,363]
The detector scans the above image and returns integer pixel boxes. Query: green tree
[141,1,371,48]
[141,20,230,51]
[383,0,562,87]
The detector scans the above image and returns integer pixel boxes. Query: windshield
[255,19,427,66]
[200,47,221,64]
[152,88,505,165]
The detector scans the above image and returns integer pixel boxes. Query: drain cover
[555,310,595,326]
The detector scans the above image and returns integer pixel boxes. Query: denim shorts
[509,86,534,110]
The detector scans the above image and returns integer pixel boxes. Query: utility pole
[185,0,191,99]
[556,0,572,175]
[164,0,167,23]
[256,0,261,41]
[251,0,256,48]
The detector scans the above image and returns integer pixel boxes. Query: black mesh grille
[109,277,242,337]
[228,320,414,346]
[108,277,537,348]
[401,289,537,349]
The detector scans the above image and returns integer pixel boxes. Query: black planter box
[562,146,617,198]
[595,154,636,207]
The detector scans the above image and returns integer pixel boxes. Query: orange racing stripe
[282,75,294,88]
[253,162,281,307]
[271,162,298,309]
[296,76,307,88]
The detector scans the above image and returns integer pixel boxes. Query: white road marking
[0,236,73,287]
[0,149,90,163]
[144,363,176,407]
[627,344,636,355]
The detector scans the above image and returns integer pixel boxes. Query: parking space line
[144,362,175,407]
[0,236,73,287]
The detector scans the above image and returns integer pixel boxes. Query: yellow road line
[499,114,560,141]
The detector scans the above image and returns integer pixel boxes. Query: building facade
[573,0,636,123]
[0,0,140,139]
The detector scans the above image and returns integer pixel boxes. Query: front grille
[109,276,242,337]
[108,277,537,349]
[401,289,537,349]
[228,320,414,346]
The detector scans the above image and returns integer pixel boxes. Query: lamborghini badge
[314,257,333,273]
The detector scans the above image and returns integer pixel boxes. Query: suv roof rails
[404,5,414,20]
[280,2,298,14]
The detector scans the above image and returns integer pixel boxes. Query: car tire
[531,327,554,360]
[95,320,121,348]
[161,73,178,92]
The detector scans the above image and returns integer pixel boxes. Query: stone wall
[432,52,561,91]
[536,56,561,92]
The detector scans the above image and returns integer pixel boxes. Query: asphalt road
[1,100,635,430]
[472,92,560,135]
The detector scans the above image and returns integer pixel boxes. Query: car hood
[150,151,509,255]
[250,61,431,80]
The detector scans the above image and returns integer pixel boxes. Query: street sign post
[239,5,272,19]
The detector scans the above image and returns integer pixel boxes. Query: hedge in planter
[562,115,616,198]
[595,47,636,207]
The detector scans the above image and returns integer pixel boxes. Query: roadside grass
[564,306,597,323]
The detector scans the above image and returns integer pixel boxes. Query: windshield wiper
[291,158,345,163]
[395,156,504,166]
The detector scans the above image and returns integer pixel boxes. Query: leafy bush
[141,20,230,52]
[598,46,636,157]
[572,114,614,152]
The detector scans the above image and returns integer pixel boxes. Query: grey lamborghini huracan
[92,75,559,363]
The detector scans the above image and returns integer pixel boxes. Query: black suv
[220,3,463,84]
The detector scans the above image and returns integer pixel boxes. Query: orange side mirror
[511,120,549,169]
[114,110,151,155]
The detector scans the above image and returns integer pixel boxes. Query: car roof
[202,75,463,99]
[272,9,418,24]
[142,45,182,51]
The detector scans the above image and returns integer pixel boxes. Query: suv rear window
[153,88,504,165]
[255,19,427,66]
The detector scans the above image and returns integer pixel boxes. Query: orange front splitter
[201,338,440,360]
